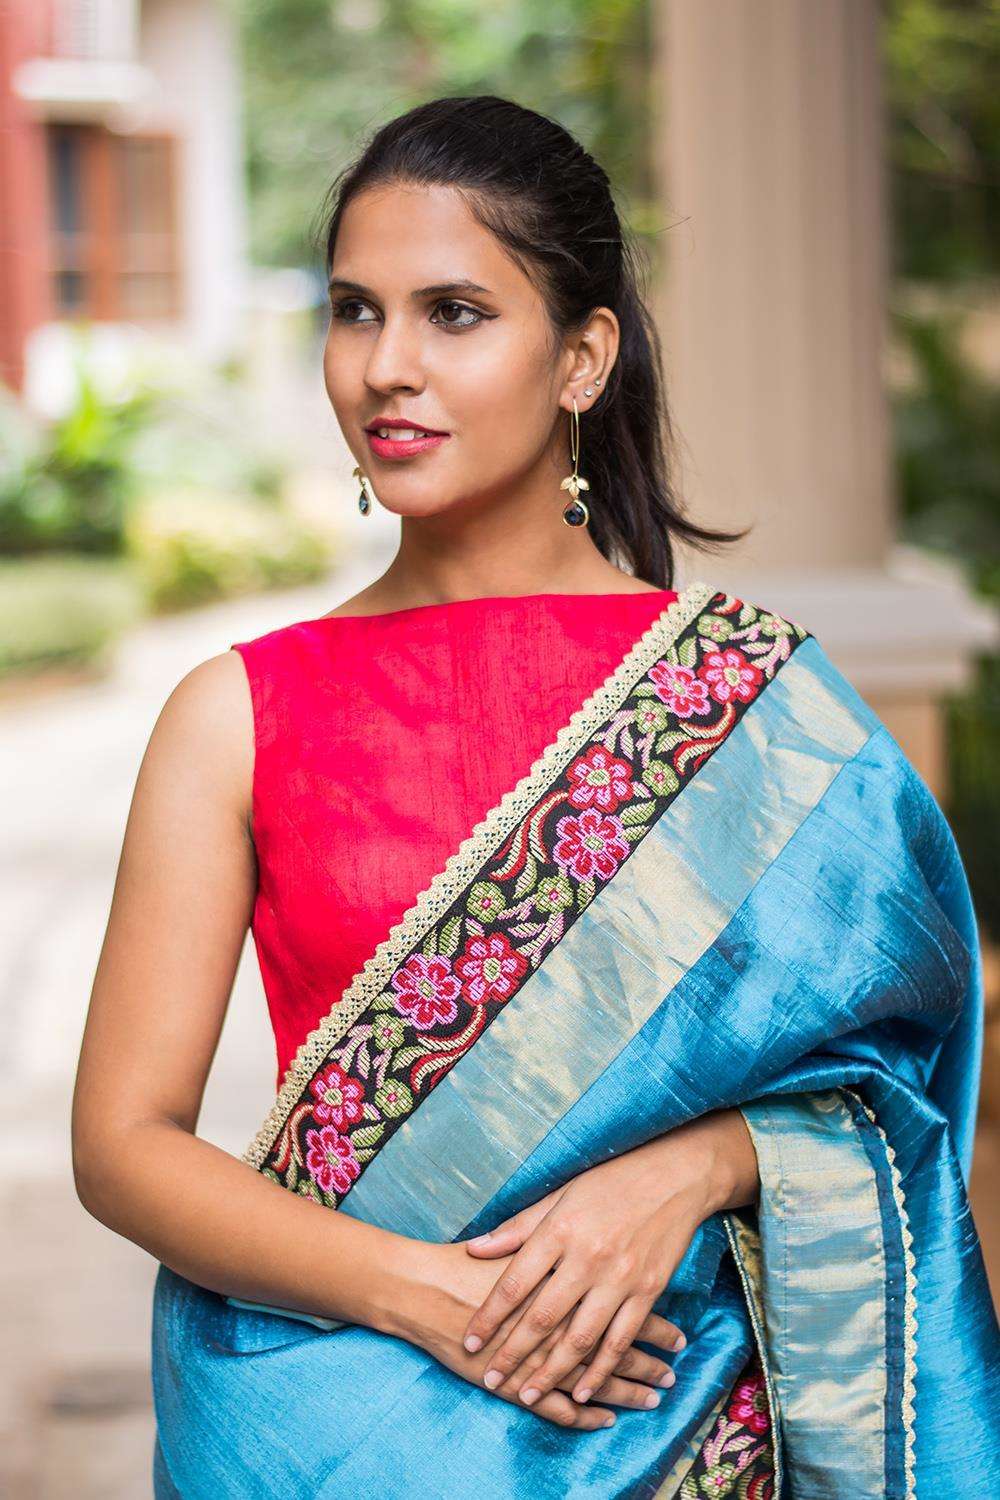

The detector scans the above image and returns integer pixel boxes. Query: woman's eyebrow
[327,277,494,298]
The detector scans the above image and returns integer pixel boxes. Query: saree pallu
[151,581,1000,1498]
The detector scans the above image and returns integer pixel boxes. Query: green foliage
[890,305,1000,602]
[238,0,657,273]
[124,488,337,612]
[0,555,144,675]
[885,0,1000,280]
[0,365,156,556]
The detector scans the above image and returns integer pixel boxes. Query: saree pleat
[151,583,1000,1498]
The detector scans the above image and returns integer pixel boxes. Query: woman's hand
[459,1110,759,1408]
[401,1240,682,1431]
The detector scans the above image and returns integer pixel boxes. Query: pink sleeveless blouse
[231,589,678,1088]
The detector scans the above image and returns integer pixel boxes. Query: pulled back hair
[316,94,747,589]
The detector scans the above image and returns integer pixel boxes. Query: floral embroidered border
[247,587,810,1200]
[679,1349,775,1500]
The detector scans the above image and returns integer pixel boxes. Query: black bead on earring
[560,394,591,527]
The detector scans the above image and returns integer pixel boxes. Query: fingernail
[520,1387,540,1406]
[644,1390,661,1408]
[672,1332,686,1351]
[658,1368,676,1387]
[483,1369,502,1389]
[467,1232,492,1244]
[603,1413,616,1428]
[575,1387,593,1404]
[464,1334,482,1352]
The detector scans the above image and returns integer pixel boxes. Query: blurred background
[1,1,998,1493]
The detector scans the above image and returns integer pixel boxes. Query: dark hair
[315,94,748,588]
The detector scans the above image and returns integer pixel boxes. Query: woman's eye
[430,300,484,330]
[330,298,375,323]
[330,297,484,330]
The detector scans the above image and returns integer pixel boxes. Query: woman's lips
[365,429,450,460]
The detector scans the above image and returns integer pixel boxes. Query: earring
[352,465,375,516]
[560,396,590,527]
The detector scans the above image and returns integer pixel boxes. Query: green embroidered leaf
[634,682,657,697]
[351,1123,385,1150]
[371,991,396,1011]
[354,1148,377,1164]
[739,602,756,625]
[677,635,697,668]
[624,824,648,843]
[576,877,596,911]
[620,801,653,827]
[393,1045,425,1069]
[655,730,685,754]
[438,914,463,957]
[297,1179,322,1203]
[422,928,438,958]
[513,853,538,901]
[284,1160,299,1191]
[263,1167,282,1186]
[321,1190,339,1209]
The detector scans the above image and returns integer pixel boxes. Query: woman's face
[323,182,597,520]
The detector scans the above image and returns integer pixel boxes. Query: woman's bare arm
[70,650,684,1429]
[71,649,429,1338]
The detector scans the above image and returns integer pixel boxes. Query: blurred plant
[238,0,657,273]
[0,365,157,555]
[891,305,1000,602]
[0,554,144,676]
[125,487,337,611]
[886,0,1000,282]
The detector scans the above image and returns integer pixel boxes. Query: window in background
[46,122,181,323]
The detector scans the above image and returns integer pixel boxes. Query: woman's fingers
[463,1239,565,1356]
[572,1295,655,1404]
[464,1193,560,1257]
[477,1268,593,1388]
[634,1311,687,1356]
[488,1330,616,1430]
[526,1389,616,1430]
[495,1342,669,1415]
[606,1346,676,1391]
[503,1285,632,1406]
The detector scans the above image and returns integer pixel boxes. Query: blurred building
[0,0,249,414]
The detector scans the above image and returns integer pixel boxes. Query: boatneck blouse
[231,587,679,1085]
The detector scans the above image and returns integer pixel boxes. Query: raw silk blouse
[231,588,679,1088]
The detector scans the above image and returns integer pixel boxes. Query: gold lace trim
[842,1087,918,1500]
[242,578,717,1169]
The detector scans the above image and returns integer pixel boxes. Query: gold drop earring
[560,393,592,527]
[352,465,376,516]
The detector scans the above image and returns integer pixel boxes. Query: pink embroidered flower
[565,744,634,812]
[728,1369,770,1435]
[455,932,528,1006]
[698,647,763,704]
[648,661,711,717]
[309,1061,365,1129]
[553,808,629,882]
[305,1124,360,1196]
[391,952,461,1029]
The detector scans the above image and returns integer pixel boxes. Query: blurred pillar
[653,0,997,800]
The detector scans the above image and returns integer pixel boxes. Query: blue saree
[151,580,1000,1497]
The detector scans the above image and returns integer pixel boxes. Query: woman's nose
[364,318,425,392]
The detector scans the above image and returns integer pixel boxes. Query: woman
[72,96,999,1498]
